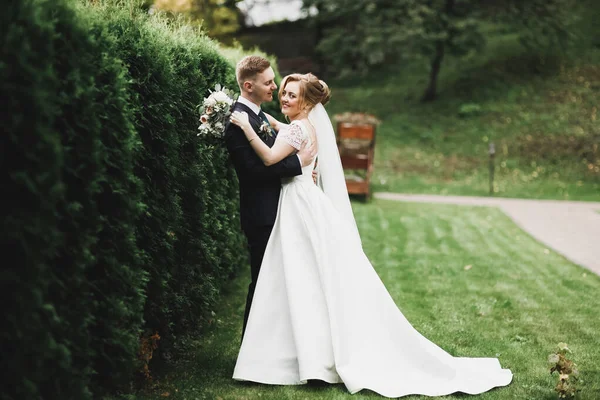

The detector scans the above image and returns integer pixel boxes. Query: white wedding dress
[233,106,512,397]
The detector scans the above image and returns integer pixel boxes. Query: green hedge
[1,0,264,398]
[2,0,146,398]
[95,3,247,344]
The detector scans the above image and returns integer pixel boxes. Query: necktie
[258,110,269,124]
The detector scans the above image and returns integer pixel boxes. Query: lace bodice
[278,120,315,182]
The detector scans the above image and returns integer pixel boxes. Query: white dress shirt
[237,95,261,116]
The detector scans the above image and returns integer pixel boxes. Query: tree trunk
[421,0,455,102]
[421,40,445,102]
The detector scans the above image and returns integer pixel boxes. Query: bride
[228,73,512,398]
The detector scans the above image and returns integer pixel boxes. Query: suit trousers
[242,224,274,339]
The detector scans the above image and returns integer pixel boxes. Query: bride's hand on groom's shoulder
[230,111,251,130]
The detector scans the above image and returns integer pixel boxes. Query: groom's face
[250,67,277,104]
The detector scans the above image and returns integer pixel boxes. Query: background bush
[1,0,266,398]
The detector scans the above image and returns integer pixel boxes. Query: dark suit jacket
[224,102,302,234]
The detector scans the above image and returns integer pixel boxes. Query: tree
[153,0,244,36]
[406,0,486,102]
[303,0,575,101]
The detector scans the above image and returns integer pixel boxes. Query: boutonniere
[259,121,274,138]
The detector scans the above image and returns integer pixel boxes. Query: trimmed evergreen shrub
[93,5,248,346]
[2,0,283,397]
[2,0,146,398]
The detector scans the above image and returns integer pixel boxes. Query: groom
[224,55,316,338]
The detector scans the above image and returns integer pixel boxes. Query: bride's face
[280,81,302,119]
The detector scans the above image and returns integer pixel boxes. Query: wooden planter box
[336,122,377,199]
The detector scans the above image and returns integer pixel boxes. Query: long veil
[308,103,362,244]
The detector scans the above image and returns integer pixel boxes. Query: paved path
[374,193,600,276]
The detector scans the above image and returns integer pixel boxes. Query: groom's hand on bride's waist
[297,140,317,168]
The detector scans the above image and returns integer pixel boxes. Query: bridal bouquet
[197,84,237,138]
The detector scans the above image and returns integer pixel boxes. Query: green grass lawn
[327,32,600,202]
[124,200,600,400]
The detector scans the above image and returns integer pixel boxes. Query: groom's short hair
[236,56,271,88]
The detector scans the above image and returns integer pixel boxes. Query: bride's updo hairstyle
[279,73,331,112]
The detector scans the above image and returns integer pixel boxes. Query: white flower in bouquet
[204,96,217,107]
[197,84,237,139]
[212,90,233,104]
